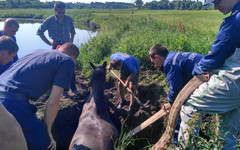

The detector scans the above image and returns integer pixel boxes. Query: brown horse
[69,61,119,150]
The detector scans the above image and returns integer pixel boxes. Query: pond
[0,21,97,58]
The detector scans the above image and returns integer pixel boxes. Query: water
[0,22,97,58]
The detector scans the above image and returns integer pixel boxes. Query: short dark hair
[0,36,18,54]
[54,1,65,9]
[149,44,169,58]
[60,42,79,59]
[110,59,122,69]
[4,18,19,28]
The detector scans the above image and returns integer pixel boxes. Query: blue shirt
[0,31,19,75]
[163,51,203,103]
[193,1,240,75]
[110,52,140,74]
[0,50,75,100]
[37,15,76,44]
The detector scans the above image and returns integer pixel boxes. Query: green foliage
[113,126,135,150]
[0,9,223,76]
[0,9,52,19]
[78,32,116,76]
[179,113,226,150]
[0,0,213,10]
[144,0,210,10]
[0,0,135,9]
[77,10,223,75]
[135,0,143,9]
[114,118,153,150]
[0,0,212,10]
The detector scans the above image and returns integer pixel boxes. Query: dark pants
[120,71,139,85]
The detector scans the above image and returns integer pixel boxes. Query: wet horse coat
[69,62,119,150]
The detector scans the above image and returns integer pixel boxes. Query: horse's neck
[92,84,104,98]
[91,84,109,115]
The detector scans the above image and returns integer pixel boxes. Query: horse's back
[69,111,119,150]
[69,62,119,150]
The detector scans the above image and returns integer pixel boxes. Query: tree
[135,0,143,9]
[160,0,169,9]
[5,0,17,8]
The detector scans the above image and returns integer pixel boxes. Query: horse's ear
[89,62,96,69]
[103,61,107,69]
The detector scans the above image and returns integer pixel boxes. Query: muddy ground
[32,69,172,150]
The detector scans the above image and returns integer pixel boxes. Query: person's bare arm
[39,34,53,46]
[44,85,64,150]
[0,104,27,150]
[125,70,137,88]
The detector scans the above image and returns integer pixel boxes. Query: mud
[32,69,169,150]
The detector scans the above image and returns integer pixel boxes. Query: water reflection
[0,22,97,58]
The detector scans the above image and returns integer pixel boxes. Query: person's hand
[48,132,56,150]
[195,73,209,82]
[161,103,172,116]
[124,80,129,88]
[50,41,59,46]
[203,72,209,82]
[107,64,111,71]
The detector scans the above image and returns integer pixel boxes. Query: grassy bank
[0,9,224,75]
[77,9,224,75]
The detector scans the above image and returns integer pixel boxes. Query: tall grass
[0,9,224,75]
[77,10,224,76]
[178,113,226,150]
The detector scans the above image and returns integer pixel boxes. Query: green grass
[0,8,230,149]
[0,9,224,74]
[76,9,224,76]
[0,8,225,74]
[0,9,224,75]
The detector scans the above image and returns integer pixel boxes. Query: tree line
[142,0,211,10]
[0,0,211,10]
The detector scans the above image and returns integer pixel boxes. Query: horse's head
[89,61,107,87]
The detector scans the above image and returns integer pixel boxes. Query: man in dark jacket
[149,44,203,144]
[0,42,79,150]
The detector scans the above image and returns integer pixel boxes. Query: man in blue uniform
[0,18,19,74]
[108,52,140,114]
[0,42,79,150]
[149,44,203,144]
[179,0,240,149]
[0,36,27,150]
